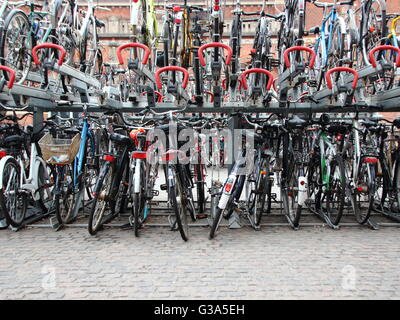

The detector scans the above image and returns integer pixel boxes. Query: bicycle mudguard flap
[298,176,307,206]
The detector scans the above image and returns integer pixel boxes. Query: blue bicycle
[51,105,107,226]
[309,0,350,90]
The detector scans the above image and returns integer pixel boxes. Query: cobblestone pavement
[1,224,400,300]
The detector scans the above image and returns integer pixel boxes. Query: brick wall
[95,1,399,118]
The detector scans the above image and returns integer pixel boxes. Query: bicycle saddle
[392,117,400,129]
[109,133,132,145]
[319,113,330,125]
[4,135,25,148]
[309,26,320,35]
[95,18,106,29]
[327,124,350,134]
[288,115,307,128]
[360,118,377,127]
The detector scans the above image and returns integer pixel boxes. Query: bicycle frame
[314,7,338,67]
[73,117,95,189]
[318,132,339,191]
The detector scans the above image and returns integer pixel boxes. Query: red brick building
[96,0,399,61]
[95,0,399,117]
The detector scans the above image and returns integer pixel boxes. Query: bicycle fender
[0,156,17,189]
[298,176,307,206]
[133,158,141,193]
[93,161,111,195]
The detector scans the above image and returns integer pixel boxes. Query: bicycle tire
[195,163,205,214]
[209,207,223,240]
[0,157,27,228]
[133,161,146,237]
[0,9,31,84]
[88,161,113,235]
[281,162,303,228]
[169,168,189,241]
[321,154,346,226]
[54,164,75,225]
[354,159,375,224]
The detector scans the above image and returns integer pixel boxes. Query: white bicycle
[0,106,53,228]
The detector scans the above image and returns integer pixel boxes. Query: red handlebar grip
[198,42,233,66]
[116,43,151,65]
[325,67,358,90]
[32,43,66,66]
[240,68,274,91]
[368,45,400,68]
[283,46,316,69]
[155,66,189,89]
[0,66,16,89]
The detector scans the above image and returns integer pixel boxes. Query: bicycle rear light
[132,152,147,159]
[103,155,116,162]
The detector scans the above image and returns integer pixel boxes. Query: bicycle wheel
[54,164,75,225]
[0,9,31,84]
[248,166,269,227]
[307,154,322,211]
[80,16,102,77]
[321,19,346,90]
[195,163,205,214]
[52,0,77,66]
[36,162,55,213]
[282,160,303,227]
[132,162,146,237]
[392,160,400,212]
[360,0,387,66]
[354,159,375,224]
[169,166,189,241]
[320,155,346,226]
[88,162,114,235]
[229,15,241,75]
[0,157,27,228]
[114,163,129,215]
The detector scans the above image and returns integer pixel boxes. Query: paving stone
[0,226,400,299]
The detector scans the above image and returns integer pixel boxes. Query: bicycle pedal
[160,184,168,191]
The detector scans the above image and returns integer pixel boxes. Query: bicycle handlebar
[0,66,16,89]
[32,43,66,66]
[116,43,151,65]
